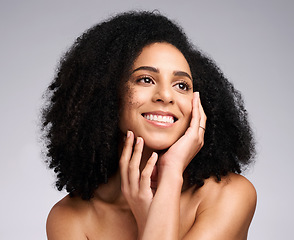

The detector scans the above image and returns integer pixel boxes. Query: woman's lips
[143,113,174,123]
[142,111,177,127]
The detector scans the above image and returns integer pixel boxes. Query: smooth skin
[119,43,195,152]
[46,43,257,240]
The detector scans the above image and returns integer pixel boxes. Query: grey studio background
[1,0,293,239]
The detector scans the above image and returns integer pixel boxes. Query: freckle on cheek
[126,84,140,106]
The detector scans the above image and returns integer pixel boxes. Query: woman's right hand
[119,131,158,238]
[157,92,206,176]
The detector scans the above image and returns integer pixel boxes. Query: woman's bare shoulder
[184,173,257,239]
[46,195,90,239]
[197,173,257,212]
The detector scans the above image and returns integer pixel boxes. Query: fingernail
[195,92,199,98]
[127,130,131,138]
[136,137,141,144]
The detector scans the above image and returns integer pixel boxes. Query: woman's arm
[141,165,183,240]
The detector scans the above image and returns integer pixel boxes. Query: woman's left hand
[158,92,207,175]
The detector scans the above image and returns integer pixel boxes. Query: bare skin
[47,173,256,239]
[46,43,257,240]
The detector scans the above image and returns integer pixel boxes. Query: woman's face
[119,42,194,150]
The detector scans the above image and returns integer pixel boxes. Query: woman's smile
[119,42,194,150]
[142,111,176,126]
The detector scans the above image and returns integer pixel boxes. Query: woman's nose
[152,85,174,104]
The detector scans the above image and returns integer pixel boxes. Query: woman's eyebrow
[173,71,192,80]
[132,66,159,74]
[132,66,192,80]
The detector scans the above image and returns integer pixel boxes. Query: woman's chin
[144,140,175,151]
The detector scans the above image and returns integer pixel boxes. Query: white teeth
[143,114,174,123]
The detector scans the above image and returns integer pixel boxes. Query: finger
[120,130,134,191]
[188,92,201,131]
[128,137,144,194]
[140,152,158,193]
[198,97,207,139]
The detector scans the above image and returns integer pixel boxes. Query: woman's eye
[175,82,191,91]
[137,77,154,84]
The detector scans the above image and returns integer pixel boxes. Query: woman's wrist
[158,167,184,189]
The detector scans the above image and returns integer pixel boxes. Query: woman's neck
[93,170,128,207]
[93,140,156,204]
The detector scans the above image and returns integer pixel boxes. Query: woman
[42,11,257,239]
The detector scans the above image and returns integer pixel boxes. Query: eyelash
[136,76,192,92]
[174,81,192,91]
[136,76,154,84]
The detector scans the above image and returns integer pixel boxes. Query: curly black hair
[41,11,255,200]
